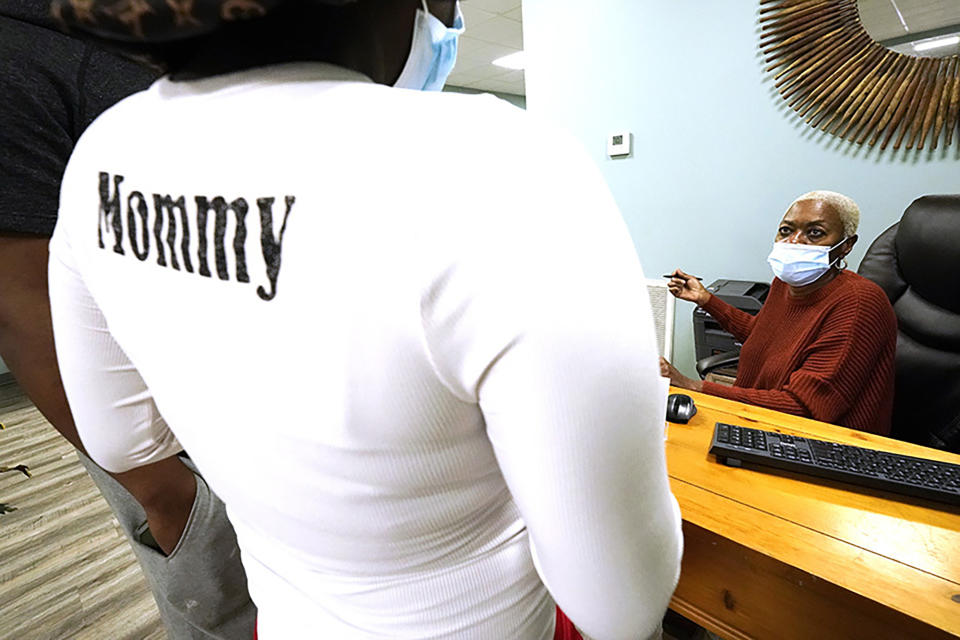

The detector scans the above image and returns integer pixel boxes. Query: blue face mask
[767,237,848,287]
[394,0,465,91]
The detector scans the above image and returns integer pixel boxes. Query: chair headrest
[896,195,960,314]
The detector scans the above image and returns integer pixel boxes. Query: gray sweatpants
[78,453,256,639]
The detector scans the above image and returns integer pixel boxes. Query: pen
[662,274,703,281]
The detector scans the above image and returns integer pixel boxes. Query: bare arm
[0,233,194,555]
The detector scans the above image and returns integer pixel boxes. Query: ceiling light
[912,35,960,52]
[492,52,525,70]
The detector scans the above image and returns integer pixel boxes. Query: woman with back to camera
[48,1,683,638]
[661,191,897,435]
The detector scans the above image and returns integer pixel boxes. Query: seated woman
[661,191,897,435]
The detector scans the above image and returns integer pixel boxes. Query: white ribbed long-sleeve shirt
[49,63,682,640]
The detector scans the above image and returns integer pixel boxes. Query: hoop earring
[838,258,848,271]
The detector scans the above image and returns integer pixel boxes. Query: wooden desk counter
[665,388,960,640]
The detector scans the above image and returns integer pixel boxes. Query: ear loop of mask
[828,237,848,270]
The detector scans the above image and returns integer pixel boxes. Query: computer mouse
[666,393,697,424]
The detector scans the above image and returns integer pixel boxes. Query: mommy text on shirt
[96,172,294,301]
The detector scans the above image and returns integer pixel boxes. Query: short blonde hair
[789,190,860,237]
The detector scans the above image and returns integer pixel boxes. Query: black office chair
[696,350,740,380]
[858,195,960,453]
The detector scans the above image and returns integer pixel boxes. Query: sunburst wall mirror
[760,0,960,152]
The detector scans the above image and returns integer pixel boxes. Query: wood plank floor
[0,377,166,640]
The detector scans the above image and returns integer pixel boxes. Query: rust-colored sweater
[700,271,897,434]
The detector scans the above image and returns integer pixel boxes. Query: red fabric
[700,271,896,434]
[554,606,583,640]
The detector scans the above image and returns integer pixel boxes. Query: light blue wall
[522,0,960,377]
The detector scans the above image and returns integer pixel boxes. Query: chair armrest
[696,350,740,380]
[928,412,960,454]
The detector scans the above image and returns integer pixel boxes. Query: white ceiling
[448,0,525,97]
[859,0,960,55]
[446,2,960,96]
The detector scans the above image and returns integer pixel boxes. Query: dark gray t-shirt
[0,8,157,235]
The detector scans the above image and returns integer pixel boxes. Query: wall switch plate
[608,131,632,158]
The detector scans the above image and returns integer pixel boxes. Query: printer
[693,279,770,363]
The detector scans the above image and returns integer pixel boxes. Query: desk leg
[669,521,950,640]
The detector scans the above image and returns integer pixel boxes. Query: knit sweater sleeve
[700,293,757,343]
[701,286,895,430]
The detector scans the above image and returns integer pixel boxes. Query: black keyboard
[709,422,960,506]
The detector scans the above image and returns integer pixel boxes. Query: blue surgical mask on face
[767,238,847,286]
[394,0,465,91]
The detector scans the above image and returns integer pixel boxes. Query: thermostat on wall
[608,131,632,158]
